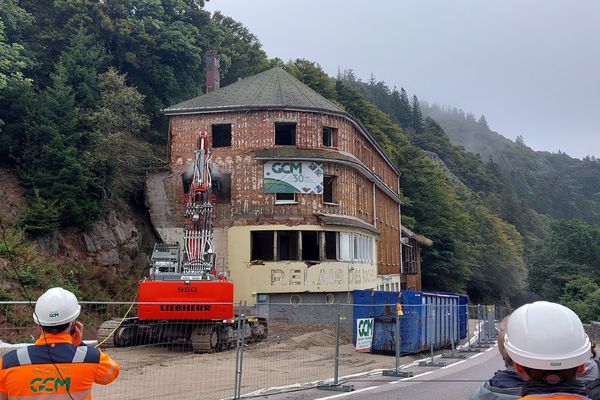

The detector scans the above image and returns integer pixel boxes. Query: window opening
[278,231,298,261]
[325,293,335,304]
[251,231,274,261]
[301,231,319,261]
[275,192,296,204]
[323,126,337,147]
[212,124,232,147]
[325,232,337,260]
[323,175,336,204]
[275,122,296,145]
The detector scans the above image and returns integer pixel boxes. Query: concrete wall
[260,292,355,331]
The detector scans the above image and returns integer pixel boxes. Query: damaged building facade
[154,56,423,305]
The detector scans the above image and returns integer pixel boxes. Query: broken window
[323,175,336,204]
[323,126,338,147]
[277,231,298,261]
[212,173,231,203]
[275,122,296,145]
[251,231,274,261]
[275,192,296,204]
[301,231,319,261]
[325,231,337,260]
[212,123,232,147]
[402,238,417,274]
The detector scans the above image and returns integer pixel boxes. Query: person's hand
[71,321,83,345]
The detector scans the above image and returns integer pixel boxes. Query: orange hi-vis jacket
[0,332,119,400]
[520,395,592,399]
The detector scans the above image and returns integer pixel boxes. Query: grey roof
[163,67,344,115]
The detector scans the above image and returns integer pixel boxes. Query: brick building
[151,61,424,304]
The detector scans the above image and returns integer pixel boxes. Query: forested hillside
[422,104,600,224]
[1,0,596,309]
[339,73,600,318]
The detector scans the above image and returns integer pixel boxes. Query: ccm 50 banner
[263,161,323,194]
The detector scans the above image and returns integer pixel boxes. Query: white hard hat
[504,301,591,370]
[33,287,81,326]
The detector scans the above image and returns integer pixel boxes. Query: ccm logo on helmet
[48,312,60,317]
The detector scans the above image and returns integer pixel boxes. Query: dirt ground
[0,319,481,400]
[92,319,478,400]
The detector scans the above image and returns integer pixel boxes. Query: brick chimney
[205,50,220,93]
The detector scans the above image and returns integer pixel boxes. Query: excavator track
[191,325,218,353]
[97,318,138,348]
[96,319,122,348]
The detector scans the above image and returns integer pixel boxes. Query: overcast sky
[204,0,600,159]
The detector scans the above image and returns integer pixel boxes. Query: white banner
[356,318,374,352]
[263,161,323,194]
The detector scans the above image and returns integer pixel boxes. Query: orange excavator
[97,131,267,352]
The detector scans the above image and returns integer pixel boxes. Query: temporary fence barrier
[0,300,506,400]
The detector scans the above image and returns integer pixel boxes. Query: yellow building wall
[227,225,379,303]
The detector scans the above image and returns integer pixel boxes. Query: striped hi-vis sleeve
[94,352,120,385]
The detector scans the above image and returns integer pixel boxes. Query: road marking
[315,385,379,399]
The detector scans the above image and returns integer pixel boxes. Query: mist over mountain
[421,103,600,225]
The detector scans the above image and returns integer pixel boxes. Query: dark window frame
[323,175,336,204]
[211,123,232,148]
[275,122,297,146]
[274,192,297,204]
[322,126,338,147]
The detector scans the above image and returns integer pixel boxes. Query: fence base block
[418,360,447,367]
[442,352,467,359]
[459,348,482,353]
[317,383,354,392]
[383,369,414,378]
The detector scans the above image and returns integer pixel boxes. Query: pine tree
[59,26,107,110]
[411,95,424,134]
[21,63,100,227]
[397,88,412,128]
[478,114,489,129]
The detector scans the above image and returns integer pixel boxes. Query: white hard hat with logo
[33,287,81,326]
[504,301,591,370]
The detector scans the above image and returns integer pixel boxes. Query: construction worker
[504,301,593,400]
[0,287,120,399]
[468,315,600,400]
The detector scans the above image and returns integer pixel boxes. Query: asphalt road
[259,345,504,400]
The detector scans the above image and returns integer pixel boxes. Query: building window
[323,175,336,204]
[278,231,298,261]
[301,231,319,261]
[250,230,372,263]
[325,231,337,260]
[275,122,296,145]
[212,173,231,203]
[212,124,232,147]
[251,231,274,261]
[323,126,337,147]
[402,238,417,274]
[339,232,373,262]
[275,192,297,204]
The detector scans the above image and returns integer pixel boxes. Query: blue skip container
[353,290,468,354]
